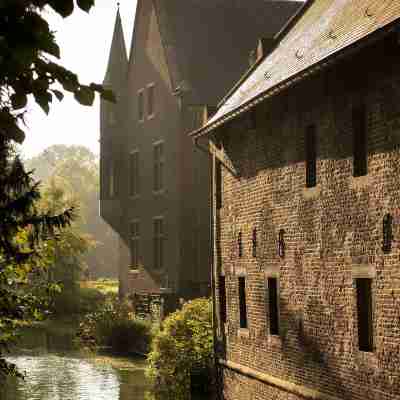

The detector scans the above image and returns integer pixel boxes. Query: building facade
[192,1,400,399]
[100,1,300,311]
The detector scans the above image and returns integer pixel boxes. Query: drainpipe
[194,135,220,397]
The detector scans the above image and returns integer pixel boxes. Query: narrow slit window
[238,277,247,328]
[356,278,373,352]
[129,152,140,197]
[138,90,144,121]
[382,213,393,253]
[153,218,164,269]
[109,160,116,197]
[130,221,140,270]
[268,278,279,335]
[238,232,243,258]
[252,228,257,258]
[219,276,227,324]
[305,125,317,187]
[278,229,285,258]
[352,104,368,177]
[148,85,155,117]
[153,142,164,192]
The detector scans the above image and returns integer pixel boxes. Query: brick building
[191,1,400,399]
[100,1,300,310]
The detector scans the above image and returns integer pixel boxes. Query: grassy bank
[80,279,119,295]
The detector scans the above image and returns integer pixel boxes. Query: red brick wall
[214,35,400,400]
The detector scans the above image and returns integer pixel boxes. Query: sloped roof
[192,0,400,138]
[153,0,301,104]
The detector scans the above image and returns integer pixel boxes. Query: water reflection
[2,353,150,400]
[1,321,151,400]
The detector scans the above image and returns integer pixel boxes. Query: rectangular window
[147,84,155,118]
[130,221,140,270]
[353,104,367,177]
[305,125,317,188]
[219,276,227,324]
[153,217,164,269]
[129,151,140,197]
[109,160,115,197]
[268,278,279,335]
[153,142,164,192]
[216,160,222,209]
[238,277,247,328]
[356,278,373,352]
[138,90,144,121]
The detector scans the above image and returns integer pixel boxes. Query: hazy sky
[20,0,137,159]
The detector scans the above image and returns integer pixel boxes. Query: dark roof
[153,0,301,104]
[193,0,400,137]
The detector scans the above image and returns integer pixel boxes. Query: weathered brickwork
[214,36,400,400]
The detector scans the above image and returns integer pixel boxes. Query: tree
[0,0,115,378]
[0,0,114,144]
[0,138,74,378]
[26,145,119,279]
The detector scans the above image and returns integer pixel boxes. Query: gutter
[190,18,400,140]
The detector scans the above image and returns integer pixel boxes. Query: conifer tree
[0,0,113,378]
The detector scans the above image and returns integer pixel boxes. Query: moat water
[1,320,208,400]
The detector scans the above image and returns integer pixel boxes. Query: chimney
[249,38,276,67]
[202,105,218,126]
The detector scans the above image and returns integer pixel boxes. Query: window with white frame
[129,151,140,197]
[147,84,155,118]
[130,220,140,270]
[138,89,144,122]
[153,141,164,192]
[153,217,164,269]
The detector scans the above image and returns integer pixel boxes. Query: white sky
[20,0,137,159]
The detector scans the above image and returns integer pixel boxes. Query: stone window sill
[237,328,250,338]
[349,174,370,190]
[302,185,320,200]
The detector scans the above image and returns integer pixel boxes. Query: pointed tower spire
[103,6,128,87]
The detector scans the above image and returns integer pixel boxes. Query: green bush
[51,286,105,317]
[146,298,214,400]
[78,294,153,354]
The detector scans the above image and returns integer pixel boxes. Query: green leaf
[43,38,60,59]
[48,0,74,18]
[3,123,25,144]
[77,0,95,13]
[74,86,95,106]
[52,90,64,102]
[34,91,52,114]
[10,93,27,110]
[58,72,79,92]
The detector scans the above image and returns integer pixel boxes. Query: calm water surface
[1,321,151,400]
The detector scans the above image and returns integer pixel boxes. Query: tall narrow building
[100,1,301,315]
